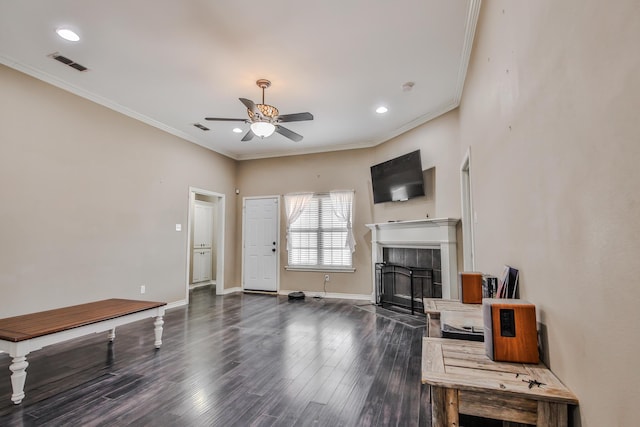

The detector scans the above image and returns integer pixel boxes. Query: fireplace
[366,218,459,303]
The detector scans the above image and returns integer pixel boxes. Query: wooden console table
[423,298,483,338]
[0,298,166,404]
[422,338,578,426]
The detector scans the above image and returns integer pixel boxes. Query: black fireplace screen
[375,263,439,315]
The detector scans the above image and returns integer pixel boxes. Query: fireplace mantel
[366,218,460,300]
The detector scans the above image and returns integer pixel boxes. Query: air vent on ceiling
[193,123,210,131]
[48,52,88,72]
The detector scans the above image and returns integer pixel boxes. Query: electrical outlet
[324,274,330,282]
[140,285,146,294]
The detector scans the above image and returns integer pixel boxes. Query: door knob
[273,241,276,245]
[272,248,276,253]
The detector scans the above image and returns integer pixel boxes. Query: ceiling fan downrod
[256,79,271,104]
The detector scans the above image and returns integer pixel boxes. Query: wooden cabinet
[192,249,212,283]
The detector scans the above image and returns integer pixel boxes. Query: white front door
[243,197,279,292]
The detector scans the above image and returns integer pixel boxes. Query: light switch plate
[175,224,182,231]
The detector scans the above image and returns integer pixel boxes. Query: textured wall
[458,1,640,424]
[0,65,237,316]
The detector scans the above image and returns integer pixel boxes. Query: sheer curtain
[330,190,355,253]
[284,192,313,251]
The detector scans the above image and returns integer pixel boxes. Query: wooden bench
[0,298,166,404]
[422,337,578,426]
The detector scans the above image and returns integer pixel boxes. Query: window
[286,191,354,270]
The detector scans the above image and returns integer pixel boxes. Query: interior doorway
[460,148,476,271]
[186,187,225,302]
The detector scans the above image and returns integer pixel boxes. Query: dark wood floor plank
[0,288,434,426]
[355,322,405,426]
[374,326,414,426]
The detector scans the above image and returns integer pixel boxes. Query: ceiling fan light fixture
[258,104,279,118]
[248,104,279,120]
[251,121,276,138]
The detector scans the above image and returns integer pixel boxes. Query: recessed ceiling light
[232,128,243,133]
[56,28,80,42]
[376,106,388,114]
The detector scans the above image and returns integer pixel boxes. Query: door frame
[241,195,280,292]
[460,147,476,271]
[186,187,225,301]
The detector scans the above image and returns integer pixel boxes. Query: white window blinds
[286,191,354,269]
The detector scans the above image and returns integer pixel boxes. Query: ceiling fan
[205,79,313,142]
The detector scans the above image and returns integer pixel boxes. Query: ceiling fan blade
[239,98,263,119]
[275,125,303,142]
[204,117,247,122]
[277,112,314,122]
[241,129,255,142]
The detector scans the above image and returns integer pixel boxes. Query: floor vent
[193,123,210,131]
[49,52,89,71]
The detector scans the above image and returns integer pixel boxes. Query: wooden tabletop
[440,310,484,333]
[0,299,167,342]
[422,337,578,405]
[423,298,481,316]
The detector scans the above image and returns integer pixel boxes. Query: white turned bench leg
[9,355,29,404]
[107,328,116,342]
[154,316,164,348]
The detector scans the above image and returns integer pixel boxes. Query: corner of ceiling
[0,53,241,161]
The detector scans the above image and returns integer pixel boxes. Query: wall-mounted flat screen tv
[370,150,425,204]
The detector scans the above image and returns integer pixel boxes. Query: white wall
[0,65,238,316]
[457,1,640,425]
[2,2,638,421]
[372,109,461,221]
[236,149,376,296]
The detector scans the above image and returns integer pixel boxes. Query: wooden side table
[423,298,483,338]
[421,338,578,426]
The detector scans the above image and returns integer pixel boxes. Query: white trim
[460,148,476,271]
[221,286,242,295]
[0,54,237,160]
[166,299,188,310]
[366,218,460,300]
[366,217,459,229]
[186,187,226,303]
[189,281,213,290]
[235,1,482,162]
[454,0,482,105]
[278,290,370,301]
[0,2,481,164]
[284,267,356,273]
[0,2,480,163]
[241,196,281,293]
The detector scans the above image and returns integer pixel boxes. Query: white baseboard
[278,289,371,301]
[166,299,187,311]
[180,286,370,302]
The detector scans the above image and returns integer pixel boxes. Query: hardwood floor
[0,289,494,426]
